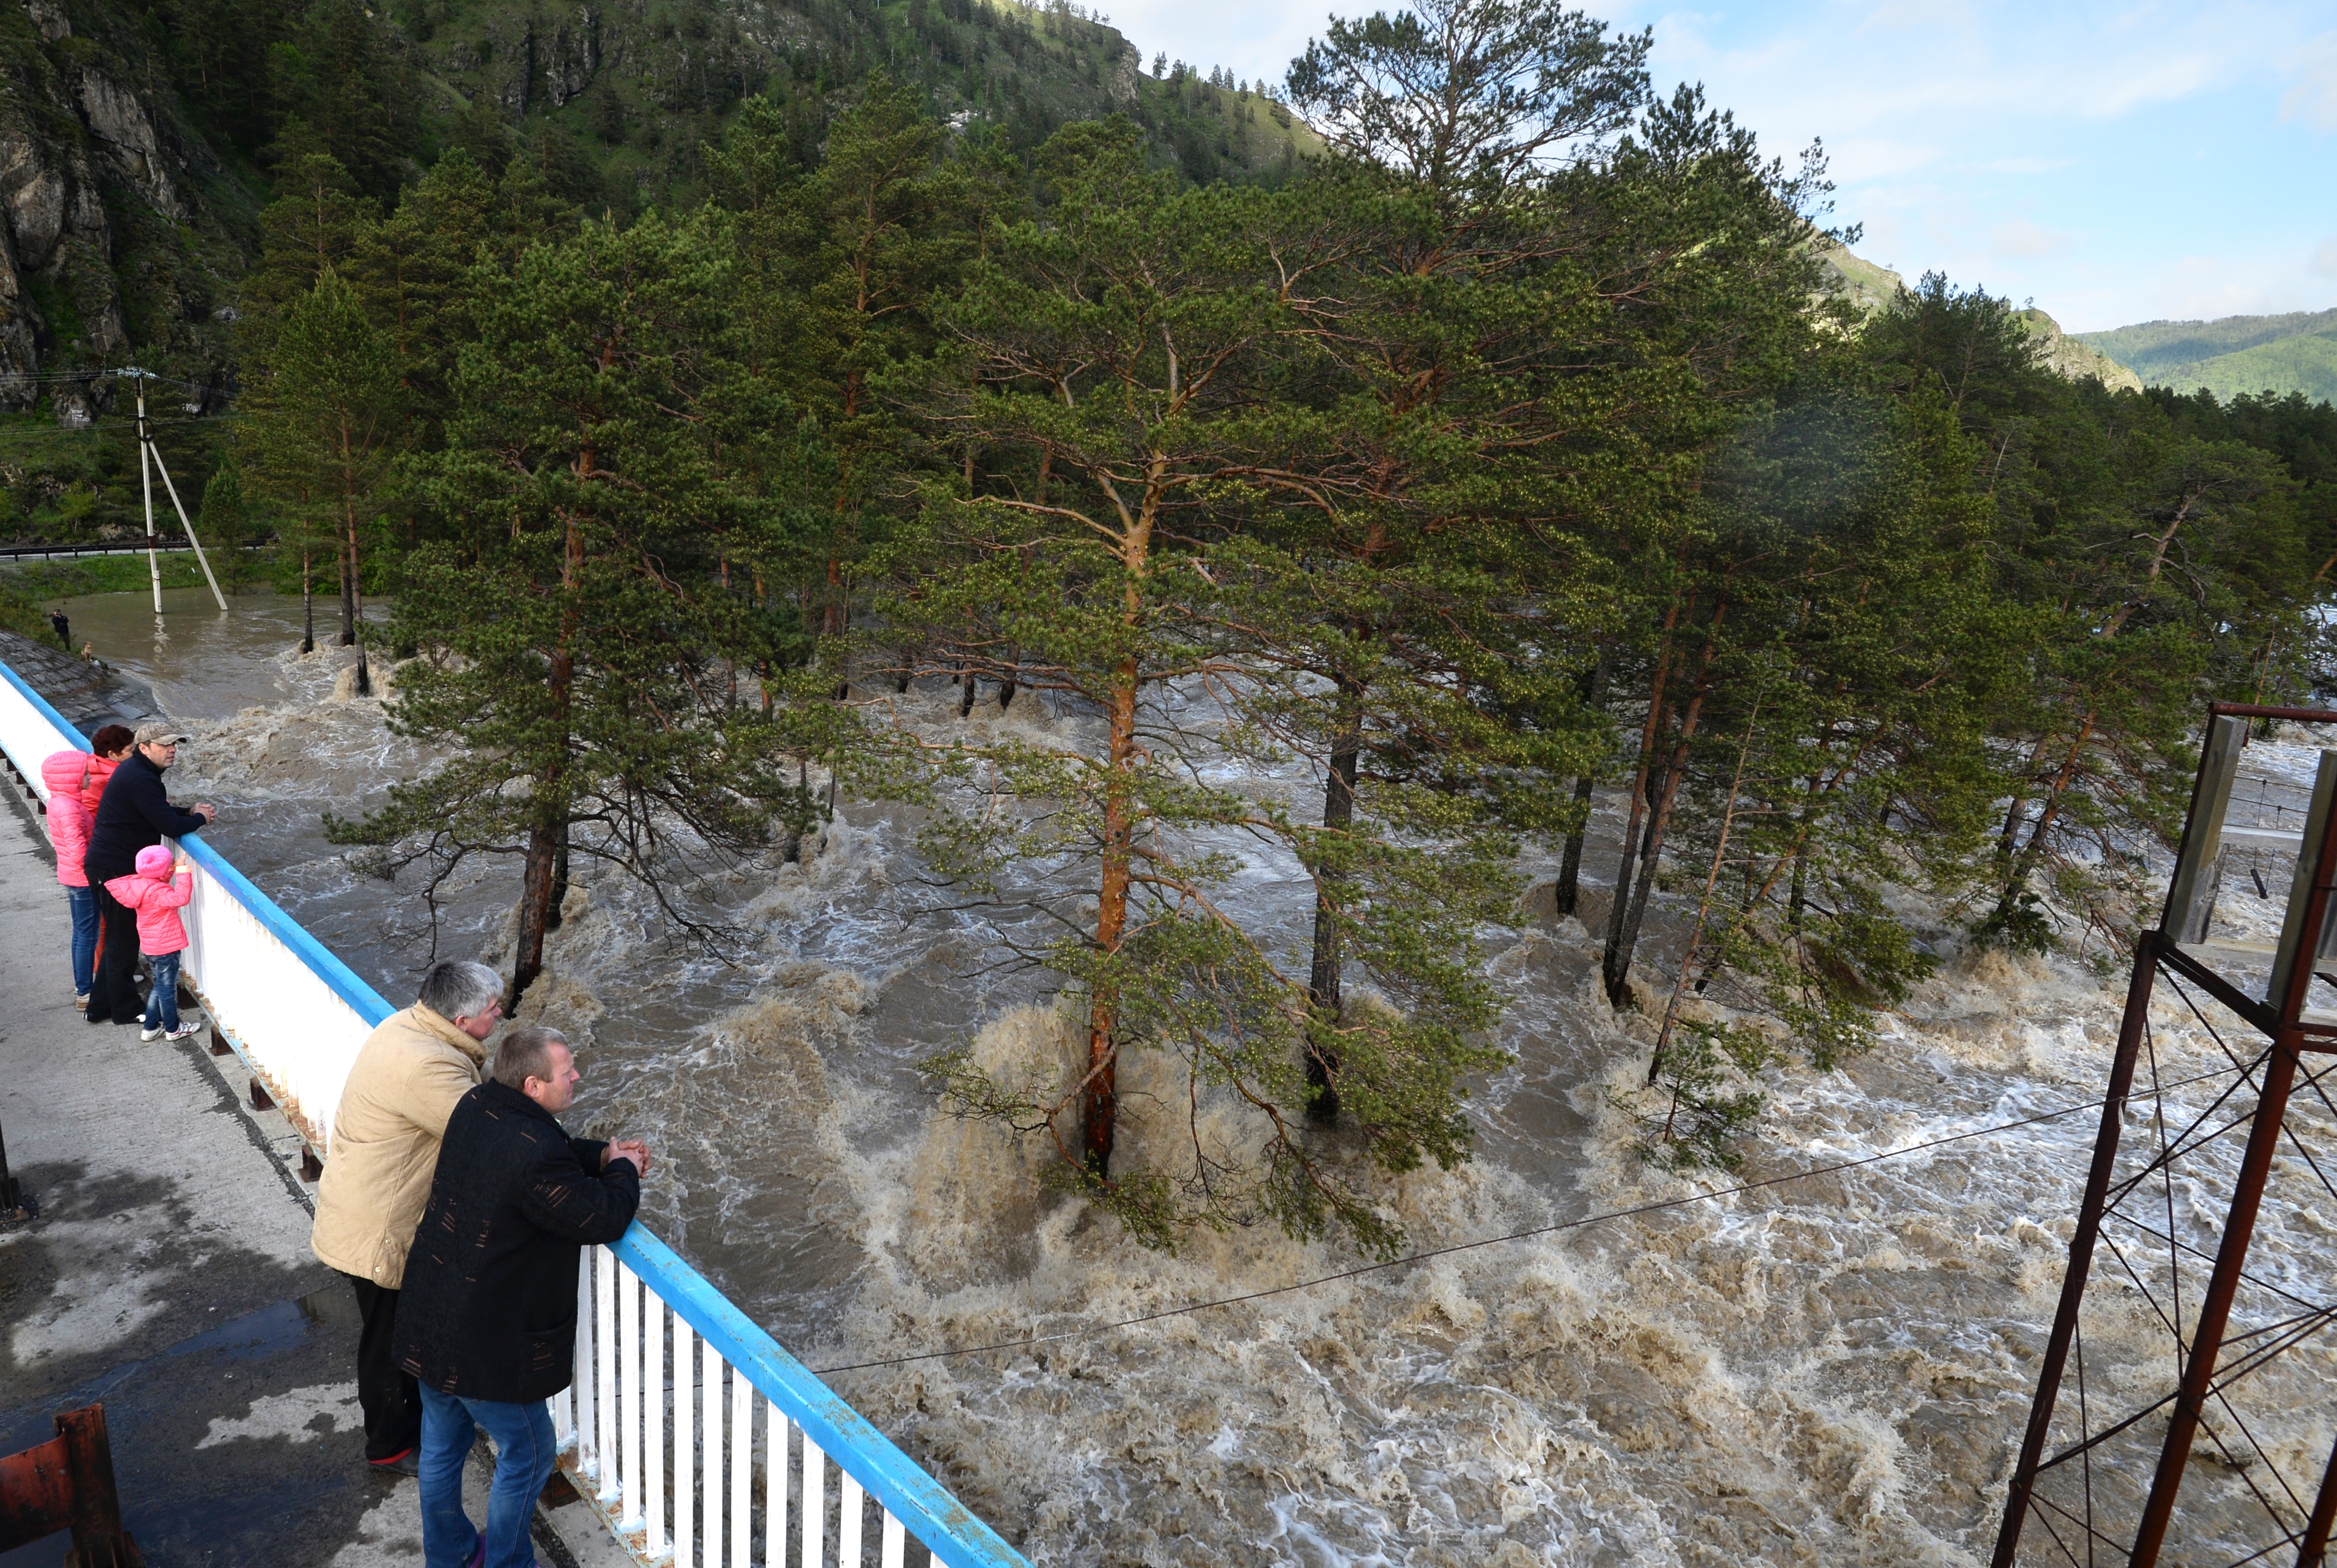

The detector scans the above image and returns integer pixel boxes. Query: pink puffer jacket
[40,750,91,887]
[103,865,192,956]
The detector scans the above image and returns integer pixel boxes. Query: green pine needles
[189,0,2336,1242]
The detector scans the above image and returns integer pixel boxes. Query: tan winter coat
[311,1004,489,1288]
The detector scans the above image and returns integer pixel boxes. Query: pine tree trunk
[514,463,586,1011]
[1085,654,1137,1176]
[1605,611,1721,1008]
[1552,653,1611,918]
[544,820,571,933]
[1554,777,1595,916]
[341,456,368,694]
[510,813,560,1011]
[823,556,847,699]
[1304,677,1363,1124]
[300,549,315,655]
[1605,604,1684,982]
[1996,711,2097,917]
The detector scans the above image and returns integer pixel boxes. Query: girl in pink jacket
[41,749,95,1004]
[104,843,196,1042]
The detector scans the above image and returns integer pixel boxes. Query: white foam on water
[63,604,2337,1563]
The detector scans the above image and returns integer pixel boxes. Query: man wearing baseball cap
[84,723,216,1027]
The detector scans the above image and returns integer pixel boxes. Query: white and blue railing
[0,656,1027,1568]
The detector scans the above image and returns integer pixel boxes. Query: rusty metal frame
[1994,702,2337,1568]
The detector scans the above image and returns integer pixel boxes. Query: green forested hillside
[2078,308,2337,403]
[0,0,1313,539]
[164,0,1317,209]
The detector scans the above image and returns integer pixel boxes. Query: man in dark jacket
[83,724,214,1026]
[394,1025,649,1568]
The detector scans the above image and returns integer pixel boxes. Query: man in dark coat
[394,1025,649,1568]
[83,724,214,1026]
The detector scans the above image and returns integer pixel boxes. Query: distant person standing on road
[82,724,212,1027]
[103,844,197,1042]
[48,607,69,649]
[395,1025,645,1568]
[310,960,504,1479]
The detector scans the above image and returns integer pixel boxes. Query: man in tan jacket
[313,959,504,1476]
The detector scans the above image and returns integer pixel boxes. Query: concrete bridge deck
[0,781,624,1565]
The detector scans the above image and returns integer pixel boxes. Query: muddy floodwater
[57,589,2337,1566]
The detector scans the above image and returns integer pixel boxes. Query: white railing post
[703,1341,724,1565]
[766,1401,788,1568]
[646,1299,665,1559]
[672,1316,694,1568]
[619,1260,641,1529]
[881,1510,906,1568]
[574,1256,597,1482]
[596,1247,619,1503]
[840,1472,865,1567]
[802,1436,825,1568]
[730,1371,751,1568]
[551,1362,572,1454]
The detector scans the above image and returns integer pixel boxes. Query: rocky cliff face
[1814,242,2143,394]
[2017,306,2143,395]
[0,0,250,421]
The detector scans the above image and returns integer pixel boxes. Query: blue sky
[1100,0,2337,332]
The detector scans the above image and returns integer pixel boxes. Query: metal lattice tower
[1995,703,2337,1568]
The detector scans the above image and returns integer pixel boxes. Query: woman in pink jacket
[40,749,96,1004]
[46,727,133,1006]
[103,843,196,1042]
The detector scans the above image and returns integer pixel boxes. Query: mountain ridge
[2077,308,2337,405]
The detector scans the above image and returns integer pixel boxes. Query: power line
[806,1072,2238,1378]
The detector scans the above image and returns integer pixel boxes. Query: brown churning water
[69,589,2336,1565]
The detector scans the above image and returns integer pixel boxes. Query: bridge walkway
[0,781,624,1567]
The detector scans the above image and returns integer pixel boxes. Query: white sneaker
[73,993,88,1008]
[140,1025,163,1041]
[161,1023,200,1042]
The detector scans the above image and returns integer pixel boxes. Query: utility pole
[137,374,160,616]
[121,369,227,614]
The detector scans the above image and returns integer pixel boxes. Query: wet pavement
[0,739,627,1566]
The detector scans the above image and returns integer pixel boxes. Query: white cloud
[2313,237,2337,278]
[1991,219,2069,260]
[1825,137,1939,181]
[2283,32,2337,129]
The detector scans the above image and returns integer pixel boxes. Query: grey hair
[416,959,503,1023]
[491,1024,569,1091]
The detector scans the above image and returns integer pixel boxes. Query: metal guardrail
[0,538,192,562]
[0,656,1028,1568]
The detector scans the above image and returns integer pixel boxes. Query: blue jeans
[66,885,97,996]
[418,1385,555,1568]
[141,950,181,1032]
